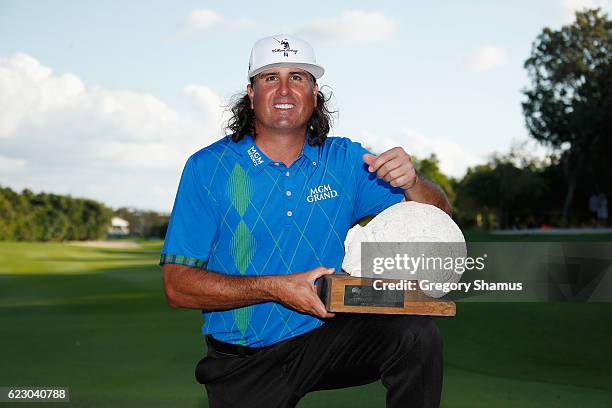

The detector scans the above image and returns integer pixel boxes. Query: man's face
[247,67,318,134]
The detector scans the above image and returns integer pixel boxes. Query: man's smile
[273,103,295,110]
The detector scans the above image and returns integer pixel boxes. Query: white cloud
[296,11,396,45]
[187,9,224,31]
[355,129,483,178]
[183,9,254,33]
[400,129,484,177]
[355,130,402,155]
[0,155,25,172]
[0,53,85,137]
[561,0,612,22]
[466,46,508,73]
[0,53,226,212]
[184,84,229,132]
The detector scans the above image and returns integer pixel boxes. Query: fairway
[1,239,611,407]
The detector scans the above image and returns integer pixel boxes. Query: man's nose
[277,77,290,96]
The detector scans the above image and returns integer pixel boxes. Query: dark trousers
[195,314,443,408]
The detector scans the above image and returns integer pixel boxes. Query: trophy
[317,202,463,317]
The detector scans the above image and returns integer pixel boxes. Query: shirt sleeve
[350,141,405,224]
[160,155,219,269]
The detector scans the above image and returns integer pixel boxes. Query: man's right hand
[271,267,336,319]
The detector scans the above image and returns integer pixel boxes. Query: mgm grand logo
[307,184,339,203]
[247,146,263,166]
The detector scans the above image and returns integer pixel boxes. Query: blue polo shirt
[160,134,404,347]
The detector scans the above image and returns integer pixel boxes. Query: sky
[1,0,610,213]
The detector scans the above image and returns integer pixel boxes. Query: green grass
[1,235,611,407]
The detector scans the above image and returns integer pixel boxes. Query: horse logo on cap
[272,38,298,57]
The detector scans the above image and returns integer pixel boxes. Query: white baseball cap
[248,34,325,81]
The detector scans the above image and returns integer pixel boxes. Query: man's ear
[247,84,254,109]
[313,82,319,107]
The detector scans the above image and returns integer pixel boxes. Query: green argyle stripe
[228,163,252,216]
[233,306,254,341]
[159,253,208,269]
[230,220,256,275]
[226,162,257,341]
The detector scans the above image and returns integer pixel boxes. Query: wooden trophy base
[316,274,456,317]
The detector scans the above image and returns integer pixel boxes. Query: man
[161,34,451,408]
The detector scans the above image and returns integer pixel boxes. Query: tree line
[113,207,168,239]
[415,149,579,230]
[522,8,611,225]
[0,187,172,242]
[0,186,113,241]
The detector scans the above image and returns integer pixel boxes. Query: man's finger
[362,153,376,167]
[309,268,335,289]
[371,149,400,172]
[377,159,404,179]
[390,175,410,187]
[310,267,335,279]
[312,298,336,318]
[393,167,417,187]
[385,164,413,182]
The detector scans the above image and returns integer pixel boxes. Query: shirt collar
[230,133,321,173]
[301,133,320,165]
[230,134,271,173]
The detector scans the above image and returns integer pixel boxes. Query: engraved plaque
[316,274,456,316]
[343,285,404,307]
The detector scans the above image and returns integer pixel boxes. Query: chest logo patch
[307,184,339,203]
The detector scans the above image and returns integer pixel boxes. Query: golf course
[1,236,611,407]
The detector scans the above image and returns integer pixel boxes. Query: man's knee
[387,316,442,357]
[417,317,442,344]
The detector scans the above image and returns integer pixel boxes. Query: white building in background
[108,216,130,236]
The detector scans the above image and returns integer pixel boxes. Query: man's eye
[264,75,278,82]
[291,75,303,81]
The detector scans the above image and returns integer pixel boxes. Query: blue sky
[1,0,610,212]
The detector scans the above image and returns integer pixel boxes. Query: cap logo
[272,37,298,57]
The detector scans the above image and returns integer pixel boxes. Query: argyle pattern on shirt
[160,134,404,347]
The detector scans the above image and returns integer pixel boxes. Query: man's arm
[402,175,452,216]
[162,264,335,318]
[363,148,452,216]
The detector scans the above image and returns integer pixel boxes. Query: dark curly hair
[225,82,336,146]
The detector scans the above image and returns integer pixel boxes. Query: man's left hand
[362,147,418,190]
